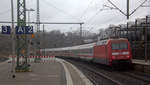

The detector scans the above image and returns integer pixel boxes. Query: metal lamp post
[26,8,35,63]
[11,0,16,78]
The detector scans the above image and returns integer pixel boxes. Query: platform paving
[0,58,93,85]
[132,59,150,66]
[132,59,150,73]
[0,60,66,85]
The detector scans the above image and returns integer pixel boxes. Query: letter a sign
[16,26,25,34]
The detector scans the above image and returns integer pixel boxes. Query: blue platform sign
[1,26,11,34]
[16,26,25,34]
[26,26,33,34]
[16,26,33,34]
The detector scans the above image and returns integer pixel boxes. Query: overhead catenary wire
[137,0,146,4]
[107,0,126,16]
[82,10,103,32]
[80,0,94,20]
[84,1,117,24]
[130,0,148,16]
[85,8,104,23]
[42,0,81,22]
[86,0,150,32]
[83,2,115,32]
[0,1,18,16]
[0,9,11,15]
[81,0,103,31]
[81,1,107,32]
[86,12,122,32]
[83,7,111,30]
[107,0,149,18]
[83,0,121,31]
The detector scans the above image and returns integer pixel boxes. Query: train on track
[42,38,132,67]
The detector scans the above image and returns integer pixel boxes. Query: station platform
[0,58,92,85]
[132,59,150,73]
[132,59,150,65]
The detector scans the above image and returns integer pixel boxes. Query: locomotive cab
[110,39,132,67]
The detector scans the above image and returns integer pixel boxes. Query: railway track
[121,71,150,83]
[65,58,121,85]
[64,58,150,85]
[79,64,122,85]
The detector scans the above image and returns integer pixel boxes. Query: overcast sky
[0,0,150,33]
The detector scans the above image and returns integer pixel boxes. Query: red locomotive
[43,38,132,66]
[93,38,132,66]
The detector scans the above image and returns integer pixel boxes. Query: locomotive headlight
[122,52,129,55]
[127,56,130,58]
[112,52,119,55]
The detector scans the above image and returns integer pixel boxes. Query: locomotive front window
[111,43,128,50]
[120,43,128,49]
[111,43,119,50]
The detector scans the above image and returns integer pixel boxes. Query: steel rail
[66,59,122,85]
[79,64,122,85]
[122,72,150,83]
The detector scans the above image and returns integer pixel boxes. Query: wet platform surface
[0,58,92,85]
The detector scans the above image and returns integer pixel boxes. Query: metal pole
[36,0,40,56]
[134,20,138,58]
[27,10,30,63]
[135,20,137,41]
[80,24,82,38]
[11,0,16,78]
[24,0,27,67]
[127,22,129,39]
[80,24,83,44]
[43,24,45,56]
[115,28,117,38]
[28,11,30,26]
[16,0,29,71]
[119,26,121,38]
[16,0,19,68]
[127,0,129,19]
[145,16,148,62]
[26,9,35,58]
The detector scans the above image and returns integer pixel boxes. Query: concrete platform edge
[56,58,73,85]
[0,59,10,66]
[58,58,93,85]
